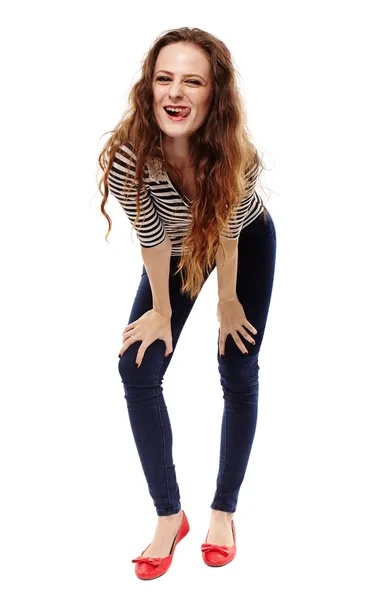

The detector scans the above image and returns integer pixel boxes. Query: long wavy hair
[97,27,270,300]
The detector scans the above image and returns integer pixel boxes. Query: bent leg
[118,257,207,516]
[211,209,277,512]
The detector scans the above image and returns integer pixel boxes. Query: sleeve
[107,142,167,248]
[220,158,259,240]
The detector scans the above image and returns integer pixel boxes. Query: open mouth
[163,106,191,121]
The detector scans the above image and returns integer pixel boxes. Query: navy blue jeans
[118,208,277,516]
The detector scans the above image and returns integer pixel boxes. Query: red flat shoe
[131,510,189,580]
[201,519,237,567]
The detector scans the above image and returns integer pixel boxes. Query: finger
[244,321,257,335]
[123,321,137,334]
[118,342,130,358]
[165,340,173,357]
[136,343,148,368]
[231,331,248,354]
[238,326,256,345]
[219,333,226,357]
[122,328,136,338]
[119,335,138,357]
[122,335,136,348]
[123,329,138,343]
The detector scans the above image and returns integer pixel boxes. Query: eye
[156,76,201,85]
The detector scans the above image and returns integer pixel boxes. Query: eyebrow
[155,70,206,82]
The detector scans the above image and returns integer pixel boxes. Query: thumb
[165,337,173,358]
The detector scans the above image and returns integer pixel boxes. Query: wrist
[153,305,172,318]
[218,294,238,303]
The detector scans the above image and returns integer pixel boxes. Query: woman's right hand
[119,309,173,367]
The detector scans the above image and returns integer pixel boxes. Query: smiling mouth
[163,106,191,119]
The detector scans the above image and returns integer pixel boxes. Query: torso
[166,165,196,203]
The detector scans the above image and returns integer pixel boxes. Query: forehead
[154,43,210,76]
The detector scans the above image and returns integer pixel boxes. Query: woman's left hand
[216,297,257,357]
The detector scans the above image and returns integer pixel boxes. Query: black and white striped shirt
[108,141,265,256]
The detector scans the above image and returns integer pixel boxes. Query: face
[152,42,213,138]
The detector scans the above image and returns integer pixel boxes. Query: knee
[218,353,259,393]
[118,347,139,381]
[118,350,157,409]
[117,339,167,386]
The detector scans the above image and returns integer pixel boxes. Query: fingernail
[118,354,121,358]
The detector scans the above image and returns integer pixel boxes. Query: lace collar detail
[146,154,192,208]
[146,156,166,183]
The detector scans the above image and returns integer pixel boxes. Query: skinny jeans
[118,208,277,516]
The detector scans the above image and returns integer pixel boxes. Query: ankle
[158,509,183,524]
[210,509,234,522]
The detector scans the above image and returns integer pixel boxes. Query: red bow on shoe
[132,557,162,567]
[201,543,230,556]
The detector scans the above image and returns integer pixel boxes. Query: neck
[161,134,191,170]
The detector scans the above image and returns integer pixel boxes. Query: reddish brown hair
[97,27,270,300]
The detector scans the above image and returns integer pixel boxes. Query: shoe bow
[201,543,230,556]
[132,556,163,567]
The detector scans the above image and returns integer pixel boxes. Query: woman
[97,27,277,580]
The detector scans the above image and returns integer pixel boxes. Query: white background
[1,0,388,598]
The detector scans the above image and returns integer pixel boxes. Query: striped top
[107,141,265,256]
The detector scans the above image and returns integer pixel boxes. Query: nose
[168,80,184,100]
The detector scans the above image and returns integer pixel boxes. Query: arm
[108,143,172,316]
[141,235,172,318]
[216,236,257,357]
[108,143,166,247]
[215,236,239,301]
[216,155,259,299]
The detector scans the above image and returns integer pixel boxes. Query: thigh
[119,256,203,384]
[219,208,277,359]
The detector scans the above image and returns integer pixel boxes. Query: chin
[160,124,196,137]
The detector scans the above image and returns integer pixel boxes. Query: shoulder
[243,157,260,191]
[113,141,163,183]
[113,140,137,166]
[244,147,260,177]
[108,141,140,194]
